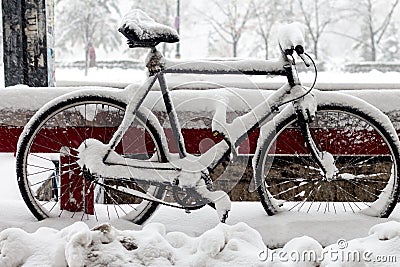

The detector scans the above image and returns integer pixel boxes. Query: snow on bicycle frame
[113,10,318,172]
[76,10,318,221]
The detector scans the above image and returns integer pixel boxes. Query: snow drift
[1,220,399,266]
[0,222,266,266]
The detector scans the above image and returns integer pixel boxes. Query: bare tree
[357,0,399,61]
[296,0,343,60]
[129,0,176,57]
[252,0,294,59]
[334,0,400,61]
[55,0,121,75]
[203,0,254,57]
[252,0,279,59]
[380,22,400,61]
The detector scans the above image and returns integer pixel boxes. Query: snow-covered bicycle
[16,9,400,224]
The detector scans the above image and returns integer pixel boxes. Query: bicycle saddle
[119,9,179,48]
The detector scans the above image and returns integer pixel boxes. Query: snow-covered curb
[0,220,399,266]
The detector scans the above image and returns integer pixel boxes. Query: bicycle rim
[256,104,399,217]
[16,95,167,224]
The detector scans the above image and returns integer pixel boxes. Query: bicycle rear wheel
[16,95,167,224]
[255,100,400,217]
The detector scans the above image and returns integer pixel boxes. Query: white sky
[54,0,400,66]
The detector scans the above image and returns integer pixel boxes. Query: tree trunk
[85,45,89,76]
[314,39,319,60]
[264,38,269,60]
[370,36,376,61]
[233,41,237,57]
[367,0,376,61]
[369,29,376,61]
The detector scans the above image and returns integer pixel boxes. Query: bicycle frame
[17,10,400,222]
[96,46,318,178]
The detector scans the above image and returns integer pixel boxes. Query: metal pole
[175,0,181,58]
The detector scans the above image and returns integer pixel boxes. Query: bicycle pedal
[220,210,229,223]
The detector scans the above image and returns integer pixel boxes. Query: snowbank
[0,221,266,267]
[260,220,400,266]
[1,220,399,266]
[320,221,400,266]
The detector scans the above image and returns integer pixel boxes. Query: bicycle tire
[255,95,400,217]
[16,94,167,224]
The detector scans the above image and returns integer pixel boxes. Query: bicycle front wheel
[255,96,400,217]
[16,94,167,224]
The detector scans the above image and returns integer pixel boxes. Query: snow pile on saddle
[120,9,179,42]
[0,222,266,266]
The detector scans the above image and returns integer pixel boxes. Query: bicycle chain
[91,178,206,211]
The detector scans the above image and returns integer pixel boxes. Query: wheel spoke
[259,106,398,217]
[18,99,166,223]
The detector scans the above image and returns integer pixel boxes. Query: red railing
[5,125,393,213]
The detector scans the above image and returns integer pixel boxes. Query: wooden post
[60,147,94,215]
[2,0,54,87]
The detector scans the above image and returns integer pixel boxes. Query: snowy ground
[0,153,400,266]
[2,68,400,265]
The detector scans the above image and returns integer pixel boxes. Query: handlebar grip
[295,45,311,67]
[295,45,304,55]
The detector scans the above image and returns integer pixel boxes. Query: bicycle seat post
[144,46,188,159]
[146,46,165,76]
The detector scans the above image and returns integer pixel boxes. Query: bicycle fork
[297,111,338,180]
